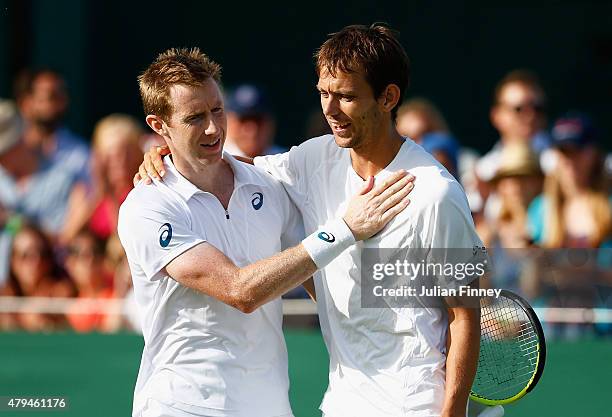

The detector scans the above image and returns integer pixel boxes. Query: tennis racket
[470,290,546,405]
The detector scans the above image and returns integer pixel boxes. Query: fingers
[138,159,150,185]
[380,196,411,224]
[153,146,167,177]
[133,172,141,187]
[370,170,414,197]
[359,176,375,195]
[377,179,414,213]
[143,146,167,181]
[376,174,415,205]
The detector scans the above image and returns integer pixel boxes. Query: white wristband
[302,218,356,269]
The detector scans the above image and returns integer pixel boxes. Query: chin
[333,133,357,149]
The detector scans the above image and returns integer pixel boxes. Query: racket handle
[476,405,505,417]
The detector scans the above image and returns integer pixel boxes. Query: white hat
[0,99,23,155]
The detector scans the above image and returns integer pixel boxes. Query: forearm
[442,308,481,417]
[233,244,317,312]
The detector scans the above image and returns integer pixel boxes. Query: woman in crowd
[528,113,611,248]
[477,143,544,294]
[0,225,73,331]
[61,114,144,243]
[64,229,116,332]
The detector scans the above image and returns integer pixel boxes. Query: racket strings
[472,295,540,401]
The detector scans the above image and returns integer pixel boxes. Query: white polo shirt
[118,152,301,417]
[255,135,484,417]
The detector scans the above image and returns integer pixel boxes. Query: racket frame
[470,290,546,405]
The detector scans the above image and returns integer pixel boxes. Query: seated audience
[64,229,115,332]
[0,225,73,331]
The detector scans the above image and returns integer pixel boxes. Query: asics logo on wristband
[318,231,335,243]
[251,192,264,210]
[159,223,173,247]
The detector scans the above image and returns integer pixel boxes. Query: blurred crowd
[0,68,610,336]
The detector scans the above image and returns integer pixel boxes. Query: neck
[24,123,55,144]
[173,155,234,198]
[350,127,404,179]
[0,144,40,179]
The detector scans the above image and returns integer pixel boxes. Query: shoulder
[119,181,188,222]
[401,142,467,210]
[299,134,342,160]
[238,162,293,205]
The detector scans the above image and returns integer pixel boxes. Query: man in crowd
[14,69,90,182]
[119,47,413,417]
[224,83,285,157]
[139,24,484,417]
[476,70,549,183]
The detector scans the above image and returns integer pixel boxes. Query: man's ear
[379,84,401,114]
[145,115,169,138]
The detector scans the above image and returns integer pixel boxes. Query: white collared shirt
[255,135,484,417]
[118,152,302,417]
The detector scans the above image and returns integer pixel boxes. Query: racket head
[470,290,546,405]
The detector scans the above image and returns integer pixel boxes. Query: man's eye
[212,107,223,113]
[319,91,329,98]
[341,96,354,102]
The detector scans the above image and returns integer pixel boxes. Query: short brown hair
[138,47,222,121]
[315,23,410,120]
[493,69,545,105]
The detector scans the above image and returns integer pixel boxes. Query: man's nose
[205,116,220,135]
[322,96,340,117]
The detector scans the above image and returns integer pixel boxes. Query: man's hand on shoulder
[134,144,171,186]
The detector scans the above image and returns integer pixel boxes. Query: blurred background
[0,1,610,416]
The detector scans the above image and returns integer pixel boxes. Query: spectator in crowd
[475,70,549,225]
[528,113,611,248]
[397,98,482,211]
[13,69,90,183]
[395,97,449,143]
[0,224,73,331]
[476,70,548,184]
[65,229,116,332]
[421,132,460,179]
[224,84,285,157]
[0,100,79,240]
[61,114,144,243]
[476,143,544,298]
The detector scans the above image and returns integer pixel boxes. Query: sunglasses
[499,102,546,115]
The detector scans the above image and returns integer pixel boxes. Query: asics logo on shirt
[318,232,335,243]
[251,192,264,210]
[159,223,173,247]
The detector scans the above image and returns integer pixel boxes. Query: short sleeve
[118,196,205,279]
[254,146,310,208]
[417,183,488,286]
[279,189,305,250]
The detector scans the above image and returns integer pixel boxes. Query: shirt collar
[161,151,268,201]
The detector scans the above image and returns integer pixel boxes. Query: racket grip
[476,405,505,417]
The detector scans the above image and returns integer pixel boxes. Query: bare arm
[166,241,316,313]
[163,170,414,313]
[442,304,481,417]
